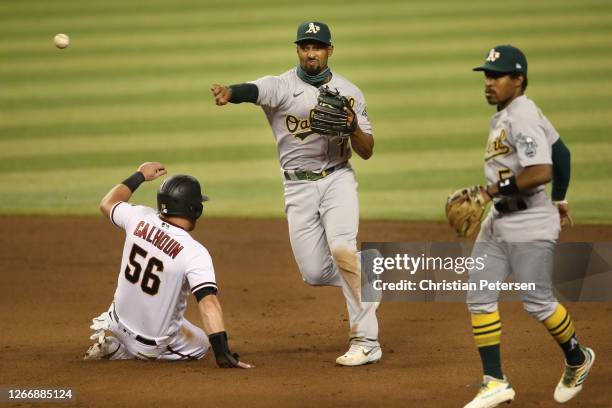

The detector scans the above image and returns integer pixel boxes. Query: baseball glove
[310,86,356,137]
[445,186,489,238]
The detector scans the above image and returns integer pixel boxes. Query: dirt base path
[1,217,610,407]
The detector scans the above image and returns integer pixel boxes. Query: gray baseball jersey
[250,68,372,172]
[468,95,561,318]
[483,94,561,241]
[485,95,559,192]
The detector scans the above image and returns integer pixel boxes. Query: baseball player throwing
[211,21,381,366]
[84,162,252,368]
[458,45,594,407]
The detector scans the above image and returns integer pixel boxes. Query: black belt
[111,305,159,346]
[283,162,347,181]
[494,198,527,214]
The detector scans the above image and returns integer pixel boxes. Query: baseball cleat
[553,346,595,403]
[335,344,382,366]
[463,375,515,408]
[83,335,121,360]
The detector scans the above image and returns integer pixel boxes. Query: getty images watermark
[360,242,612,302]
[370,252,535,292]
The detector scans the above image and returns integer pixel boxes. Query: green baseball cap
[473,45,528,74]
[294,21,332,46]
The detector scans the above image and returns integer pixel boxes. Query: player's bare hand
[211,84,232,106]
[137,162,167,181]
[343,107,358,133]
[553,200,574,229]
[479,186,493,204]
[236,360,254,369]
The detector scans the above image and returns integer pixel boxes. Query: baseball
[54,33,70,49]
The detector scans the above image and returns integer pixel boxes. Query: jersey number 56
[124,244,164,295]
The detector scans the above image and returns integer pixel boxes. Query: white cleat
[464,375,515,408]
[83,335,121,360]
[554,346,595,403]
[335,344,382,366]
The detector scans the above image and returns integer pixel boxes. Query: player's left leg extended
[319,168,380,366]
[511,241,595,403]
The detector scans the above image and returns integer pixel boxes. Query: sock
[472,311,503,379]
[478,345,503,380]
[543,304,585,366]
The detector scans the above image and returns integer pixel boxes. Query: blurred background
[1,0,610,222]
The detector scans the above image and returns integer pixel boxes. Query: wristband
[497,176,519,196]
[209,331,240,367]
[122,171,145,193]
[209,331,231,357]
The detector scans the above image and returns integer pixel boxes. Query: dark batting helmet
[157,175,209,221]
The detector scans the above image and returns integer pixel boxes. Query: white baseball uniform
[249,68,379,347]
[101,202,216,360]
[468,95,562,320]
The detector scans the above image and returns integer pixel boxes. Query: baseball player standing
[462,45,594,407]
[84,161,252,368]
[210,21,381,366]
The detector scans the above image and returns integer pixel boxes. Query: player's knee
[523,301,558,321]
[467,301,498,315]
[192,325,208,347]
[302,271,333,286]
[298,259,333,286]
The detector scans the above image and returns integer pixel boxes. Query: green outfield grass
[1,0,611,222]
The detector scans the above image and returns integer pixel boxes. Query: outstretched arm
[99,162,167,218]
[211,83,258,106]
[198,294,253,369]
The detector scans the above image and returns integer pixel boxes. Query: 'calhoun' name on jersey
[133,221,184,259]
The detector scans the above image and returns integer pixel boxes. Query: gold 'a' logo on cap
[486,48,501,62]
[305,22,320,34]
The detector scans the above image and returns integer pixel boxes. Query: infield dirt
[1,217,610,407]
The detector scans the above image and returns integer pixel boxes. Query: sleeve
[508,119,552,167]
[352,89,372,135]
[551,137,571,201]
[109,201,139,230]
[229,83,258,104]
[249,75,287,109]
[185,249,218,300]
